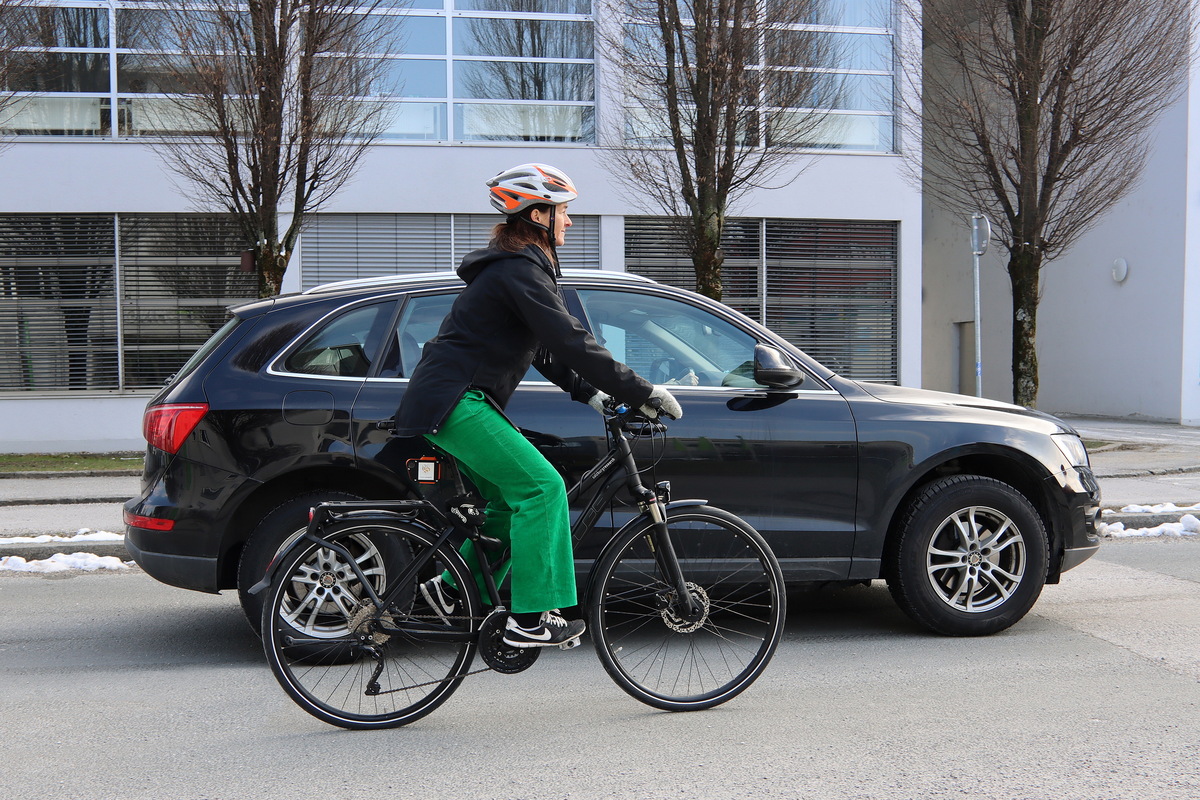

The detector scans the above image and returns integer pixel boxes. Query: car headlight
[1052,433,1090,468]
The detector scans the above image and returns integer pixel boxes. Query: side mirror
[753,344,806,389]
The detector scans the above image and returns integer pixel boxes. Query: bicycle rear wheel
[588,506,785,711]
[261,519,480,729]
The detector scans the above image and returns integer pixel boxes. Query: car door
[569,285,859,582]
[350,290,604,512]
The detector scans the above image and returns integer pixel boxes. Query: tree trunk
[256,240,290,297]
[691,210,724,301]
[1007,248,1041,408]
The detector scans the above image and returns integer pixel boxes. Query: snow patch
[1099,514,1200,539]
[0,552,133,573]
[0,529,123,545]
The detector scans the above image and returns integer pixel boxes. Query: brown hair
[490,205,553,258]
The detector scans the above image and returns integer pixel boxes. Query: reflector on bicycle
[406,456,442,484]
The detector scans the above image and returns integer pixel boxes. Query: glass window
[376,101,448,139]
[768,110,893,151]
[284,302,395,378]
[396,16,447,55]
[116,54,196,94]
[115,9,177,49]
[378,293,456,378]
[576,290,767,389]
[454,18,592,59]
[387,58,447,97]
[0,96,110,135]
[15,6,109,48]
[456,0,591,12]
[8,53,110,93]
[454,102,593,141]
[454,61,592,102]
[795,0,891,27]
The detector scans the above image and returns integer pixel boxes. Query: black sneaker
[419,577,457,624]
[502,611,586,648]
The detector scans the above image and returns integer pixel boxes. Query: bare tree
[599,0,845,301]
[139,0,401,296]
[907,0,1191,407]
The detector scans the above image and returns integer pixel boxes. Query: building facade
[921,37,1200,427]
[0,0,923,452]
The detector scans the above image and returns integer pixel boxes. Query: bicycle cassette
[478,610,541,674]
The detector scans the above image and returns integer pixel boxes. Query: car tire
[885,475,1049,636]
[237,491,364,635]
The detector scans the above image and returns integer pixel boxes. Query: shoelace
[541,612,568,629]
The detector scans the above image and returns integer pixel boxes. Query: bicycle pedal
[558,637,583,651]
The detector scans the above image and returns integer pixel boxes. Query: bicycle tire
[588,505,785,711]
[261,519,481,729]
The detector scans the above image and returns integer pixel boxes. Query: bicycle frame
[252,405,702,636]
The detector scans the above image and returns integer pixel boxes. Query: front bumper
[1047,465,1102,581]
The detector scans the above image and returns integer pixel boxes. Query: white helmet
[486,163,578,215]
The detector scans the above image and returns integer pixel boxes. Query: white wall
[922,203,1013,401]
[923,74,1196,423]
[0,395,147,453]
[1182,56,1200,426]
[1035,96,1189,421]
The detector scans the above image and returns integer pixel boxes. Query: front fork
[642,489,703,620]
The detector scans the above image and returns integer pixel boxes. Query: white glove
[587,390,612,414]
[641,386,683,420]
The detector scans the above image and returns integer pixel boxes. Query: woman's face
[531,203,572,247]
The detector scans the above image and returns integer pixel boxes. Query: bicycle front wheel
[261,520,481,729]
[588,506,785,711]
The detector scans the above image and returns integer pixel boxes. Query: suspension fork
[611,428,702,618]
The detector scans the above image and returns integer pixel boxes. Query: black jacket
[394,244,654,436]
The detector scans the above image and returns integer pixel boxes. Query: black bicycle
[252,400,786,729]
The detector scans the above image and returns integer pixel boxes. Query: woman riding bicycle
[393,163,682,649]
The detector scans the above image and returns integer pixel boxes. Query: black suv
[124,270,1101,636]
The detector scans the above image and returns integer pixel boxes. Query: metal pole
[970,213,990,398]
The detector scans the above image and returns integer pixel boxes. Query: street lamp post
[970,213,990,398]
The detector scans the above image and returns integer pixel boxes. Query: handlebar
[605,397,671,434]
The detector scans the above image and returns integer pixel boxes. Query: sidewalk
[1,415,1198,563]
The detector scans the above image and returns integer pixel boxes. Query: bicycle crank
[477,609,541,674]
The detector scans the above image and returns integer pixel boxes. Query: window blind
[625,216,899,382]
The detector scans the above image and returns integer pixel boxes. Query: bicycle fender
[583,499,709,601]
[246,509,426,597]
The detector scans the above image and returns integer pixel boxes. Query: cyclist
[394,163,682,648]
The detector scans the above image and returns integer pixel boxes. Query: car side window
[378,293,457,379]
[283,302,393,378]
[576,289,767,388]
[376,292,552,381]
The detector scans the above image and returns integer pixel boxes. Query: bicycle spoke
[591,508,784,711]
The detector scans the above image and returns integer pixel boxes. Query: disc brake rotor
[660,582,711,633]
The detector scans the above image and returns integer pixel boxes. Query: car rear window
[164,315,242,388]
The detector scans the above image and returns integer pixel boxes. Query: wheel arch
[218,465,409,588]
[879,448,1059,581]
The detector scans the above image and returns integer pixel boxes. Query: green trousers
[425,390,577,614]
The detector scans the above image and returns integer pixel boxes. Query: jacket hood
[457,245,554,284]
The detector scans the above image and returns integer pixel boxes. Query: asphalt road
[3,538,1199,800]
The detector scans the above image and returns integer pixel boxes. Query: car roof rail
[303,268,658,295]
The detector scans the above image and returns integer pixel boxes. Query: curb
[0,496,131,508]
[0,470,142,479]
[0,540,131,562]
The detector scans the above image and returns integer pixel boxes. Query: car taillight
[124,509,175,531]
[143,403,208,454]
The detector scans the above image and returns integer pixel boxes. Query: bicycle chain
[351,607,522,696]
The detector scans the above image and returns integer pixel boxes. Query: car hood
[851,382,1078,435]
